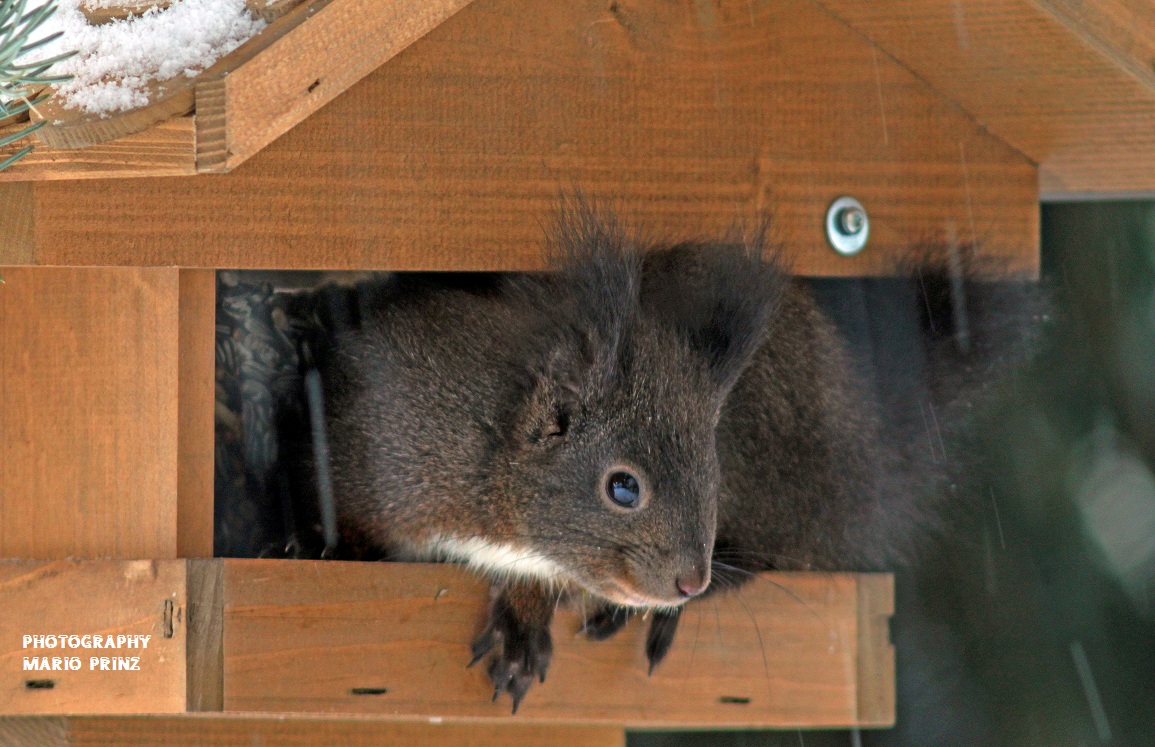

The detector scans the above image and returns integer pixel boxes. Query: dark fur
[321,205,1045,708]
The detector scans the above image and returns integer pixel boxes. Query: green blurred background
[629,201,1155,747]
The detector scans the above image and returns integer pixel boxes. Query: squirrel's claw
[470,583,554,713]
[477,626,551,714]
[468,626,499,668]
[644,608,682,675]
[487,656,535,714]
[581,603,681,675]
[580,604,631,641]
[580,604,681,674]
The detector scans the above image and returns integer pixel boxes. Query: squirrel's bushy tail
[812,248,1050,569]
[911,250,1051,448]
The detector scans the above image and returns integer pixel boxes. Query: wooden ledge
[0,559,895,728]
[0,715,625,747]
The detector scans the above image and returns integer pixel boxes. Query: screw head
[837,207,866,236]
[825,196,869,255]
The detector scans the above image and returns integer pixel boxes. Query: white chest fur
[411,534,567,584]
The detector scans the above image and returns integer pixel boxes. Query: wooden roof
[2,1,1153,271]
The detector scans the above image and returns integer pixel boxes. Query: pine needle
[0,0,74,172]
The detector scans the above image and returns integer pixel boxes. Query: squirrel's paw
[644,608,682,675]
[579,604,631,641]
[579,604,681,675]
[469,590,553,714]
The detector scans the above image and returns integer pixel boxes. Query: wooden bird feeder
[1,0,1153,744]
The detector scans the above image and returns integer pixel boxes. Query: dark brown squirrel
[319,204,1045,712]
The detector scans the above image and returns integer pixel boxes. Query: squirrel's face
[507,325,720,608]
[486,213,782,607]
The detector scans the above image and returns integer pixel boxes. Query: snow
[20,0,267,116]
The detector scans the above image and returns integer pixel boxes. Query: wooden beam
[0,716,626,747]
[1033,0,1155,93]
[0,118,196,183]
[0,184,34,263]
[0,716,67,746]
[0,560,187,714]
[177,271,216,559]
[14,0,1036,276]
[222,561,893,728]
[0,267,210,561]
[0,268,181,560]
[195,0,477,172]
[855,574,895,725]
[0,560,895,727]
[186,561,225,712]
[813,0,1155,196]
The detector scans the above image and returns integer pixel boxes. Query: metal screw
[838,206,866,235]
[825,196,869,256]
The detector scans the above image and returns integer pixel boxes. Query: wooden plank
[22,0,1037,276]
[0,560,187,714]
[62,716,625,746]
[185,561,224,712]
[1033,0,1155,93]
[814,0,1155,196]
[177,271,216,559]
[222,560,893,728]
[0,268,181,560]
[0,716,67,746]
[0,118,196,183]
[0,184,34,264]
[33,0,315,150]
[0,560,892,725]
[198,0,475,172]
[32,89,197,153]
[80,0,174,25]
[855,574,895,726]
[1,0,464,168]
[82,0,306,25]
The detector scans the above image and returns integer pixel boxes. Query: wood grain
[0,560,892,725]
[0,118,195,183]
[1035,0,1155,92]
[0,184,34,264]
[177,271,216,559]
[815,0,1155,196]
[185,561,224,712]
[32,90,197,152]
[855,574,895,725]
[222,560,893,728]
[23,0,1037,276]
[0,268,180,559]
[0,716,67,746]
[63,716,625,746]
[200,0,475,171]
[0,560,187,714]
[192,80,227,174]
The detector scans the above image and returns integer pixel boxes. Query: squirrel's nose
[675,570,710,598]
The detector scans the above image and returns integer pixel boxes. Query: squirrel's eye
[606,471,641,508]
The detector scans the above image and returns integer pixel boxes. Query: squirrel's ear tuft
[543,197,642,395]
[642,227,786,393]
[508,198,641,444]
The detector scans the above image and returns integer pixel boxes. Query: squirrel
[318,202,1045,712]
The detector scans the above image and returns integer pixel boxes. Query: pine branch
[0,0,74,172]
